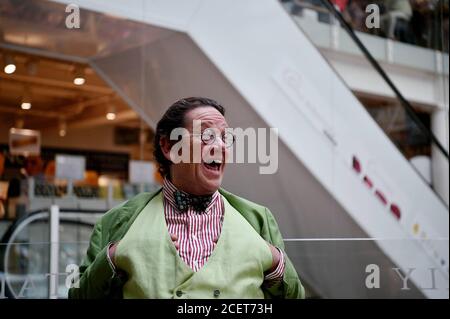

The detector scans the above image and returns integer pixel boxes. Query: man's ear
[160,136,172,162]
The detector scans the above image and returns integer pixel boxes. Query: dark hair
[153,97,225,177]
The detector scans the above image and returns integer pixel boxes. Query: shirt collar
[162,178,220,214]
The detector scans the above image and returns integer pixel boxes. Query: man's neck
[165,176,216,197]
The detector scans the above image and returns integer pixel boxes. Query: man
[69,97,304,299]
[381,0,414,42]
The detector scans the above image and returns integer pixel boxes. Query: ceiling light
[21,102,31,110]
[73,66,85,85]
[21,87,32,110]
[106,105,116,120]
[59,118,67,137]
[3,55,16,74]
[73,77,85,86]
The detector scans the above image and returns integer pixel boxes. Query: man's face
[168,106,229,195]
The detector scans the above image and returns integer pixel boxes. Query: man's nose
[216,136,226,149]
[206,137,226,156]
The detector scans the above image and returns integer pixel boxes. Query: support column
[431,49,449,206]
[431,56,449,206]
[431,109,449,206]
[48,205,60,299]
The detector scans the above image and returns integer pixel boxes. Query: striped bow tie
[173,190,212,213]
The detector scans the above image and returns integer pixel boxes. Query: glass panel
[0,0,168,58]
[1,238,447,299]
[285,238,449,298]
[1,242,89,299]
[0,211,98,299]
[281,0,449,52]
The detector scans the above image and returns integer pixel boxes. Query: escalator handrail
[319,0,449,160]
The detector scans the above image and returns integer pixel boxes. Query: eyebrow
[200,122,229,130]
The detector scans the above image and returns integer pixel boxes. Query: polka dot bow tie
[173,190,213,213]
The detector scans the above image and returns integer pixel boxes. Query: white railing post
[49,205,60,299]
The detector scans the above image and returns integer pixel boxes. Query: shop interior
[0,48,161,225]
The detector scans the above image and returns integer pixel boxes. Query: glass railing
[27,177,161,200]
[0,206,447,299]
[281,0,449,207]
[284,237,449,298]
[0,177,162,222]
[281,0,449,52]
[0,209,101,299]
[1,237,448,298]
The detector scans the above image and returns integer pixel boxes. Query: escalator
[0,0,448,298]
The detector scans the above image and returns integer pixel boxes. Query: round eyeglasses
[195,128,235,148]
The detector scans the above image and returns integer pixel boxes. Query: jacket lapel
[107,189,162,243]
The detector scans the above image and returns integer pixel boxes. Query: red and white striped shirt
[162,178,285,281]
[163,178,223,272]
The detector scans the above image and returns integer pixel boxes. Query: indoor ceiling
[0,0,175,137]
[0,0,172,59]
[0,48,142,134]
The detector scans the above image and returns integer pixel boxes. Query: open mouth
[203,159,222,172]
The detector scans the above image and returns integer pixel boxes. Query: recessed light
[106,112,116,120]
[73,77,85,85]
[73,66,86,85]
[21,102,32,110]
[106,105,116,120]
[3,55,16,74]
[4,63,16,74]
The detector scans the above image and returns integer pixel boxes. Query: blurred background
[0,0,448,299]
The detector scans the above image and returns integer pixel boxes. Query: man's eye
[202,130,215,143]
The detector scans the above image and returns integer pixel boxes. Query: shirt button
[176,290,183,297]
[213,289,220,297]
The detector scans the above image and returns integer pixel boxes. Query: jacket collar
[107,187,251,243]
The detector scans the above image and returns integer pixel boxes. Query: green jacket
[68,188,305,299]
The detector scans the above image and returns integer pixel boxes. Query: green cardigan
[68,188,305,299]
